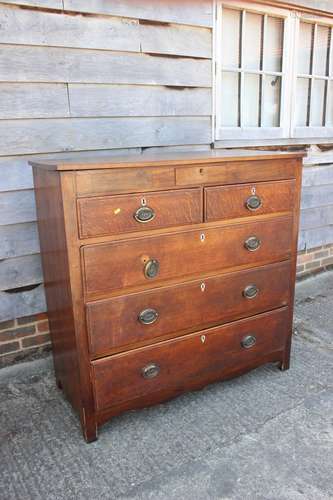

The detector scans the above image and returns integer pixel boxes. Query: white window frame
[292,12,333,139]
[214,1,333,144]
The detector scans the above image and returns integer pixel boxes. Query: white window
[215,1,333,144]
[293,18,333,138]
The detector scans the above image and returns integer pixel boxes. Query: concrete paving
[0,271,332,500]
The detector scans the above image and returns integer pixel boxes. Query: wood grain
[63,0,213,27]
[0,46,211,86]
[0,83,69,120]
[82,216,293,296]
[0,223,40,259]
[176,159,297,186]
[205,179,295,222]
[69,85,211,117]
[0,284,46,323]
[92,307,289,410]
[0,117,211,156]
[87,261,291,357]
[0,5,211,58]
[78,188,202,238]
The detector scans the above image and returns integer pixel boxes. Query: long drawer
[77,188,202,238]
[82,216,293,295]
[87,260,291,357]
[92,307,289,410]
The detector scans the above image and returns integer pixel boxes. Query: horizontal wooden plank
[0,190,36,224]
[0,223,40,259]
[283,0,333,13]
[0,254,43,291]
[64,0,213,27]
[0,5,211,58]
[298,226,333,251]
[302,164,333,187]
[0,284,46,322]
[0,117,211,155]
[301,185,333,209]
[0,83,69,119]
[0,158,34,191]
[1,0,62,8]
[300,205,333,230]
[0,149,142,192]
[69,85,211,117]
[0,46,211,86]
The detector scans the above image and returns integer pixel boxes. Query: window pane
[296,78,310,126]
[314,25,330,76]
[243,12,263,70]
[262,75,281,127]
[243,73,260,126]
[298,22,313,75]
[221,8,241,68]
[311,79,326,126]
[326,81,333,125]
[264,17,283,72]
[221,72,239,126]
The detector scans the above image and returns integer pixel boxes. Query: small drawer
[86,260,291,357]
[77,188,202,238]
[205,179,295,222]
[92,307,289,410]
[82,216,293,296]
[176,159,297,186]
[76,167,175,196]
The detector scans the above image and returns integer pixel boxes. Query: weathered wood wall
[0,0,332,322]
[0,0,212,321]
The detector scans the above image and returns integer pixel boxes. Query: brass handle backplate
[246,195,262,211]
[144,259,160,279]
[138,308,159,325]
[244,236,261,252]
[141,363,160,379]
[134,206,155,223]
[241,335,257,349]
[243,284,259,299]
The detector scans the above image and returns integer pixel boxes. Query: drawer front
[92,307,289,410]
[82,216,293,295]
[87,261,291,356]
[76,167,175,196]
[176,159,297,186]
[78,188,202,238]
[205,180,295,222]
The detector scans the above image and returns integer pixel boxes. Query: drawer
[176,159,297,186]
[77,188,202,238]
[92,307,289,410]
[76,167,175,196]
[87,261,291,357]
[205,179,295,222]
[82,216,293,295]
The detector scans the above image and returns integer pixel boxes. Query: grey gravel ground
[0,271,332,500]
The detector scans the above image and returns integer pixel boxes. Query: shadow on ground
[0,272,332,500]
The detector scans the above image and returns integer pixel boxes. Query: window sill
[213,139,333,165]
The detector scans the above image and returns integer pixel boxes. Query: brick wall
[296,243,333,279]
[1,248,332,368]
[0,313,51,368]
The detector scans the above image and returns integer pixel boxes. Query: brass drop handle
[244,236,261,252]
[134,206,155,223]
[138,308,159,325]
[141,363,160,379]
[241,335,257,349]
[246,195,262,211]
[144,259,160,279]
[243,284,259,299]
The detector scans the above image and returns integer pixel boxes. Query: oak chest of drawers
[31,150,304,442]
